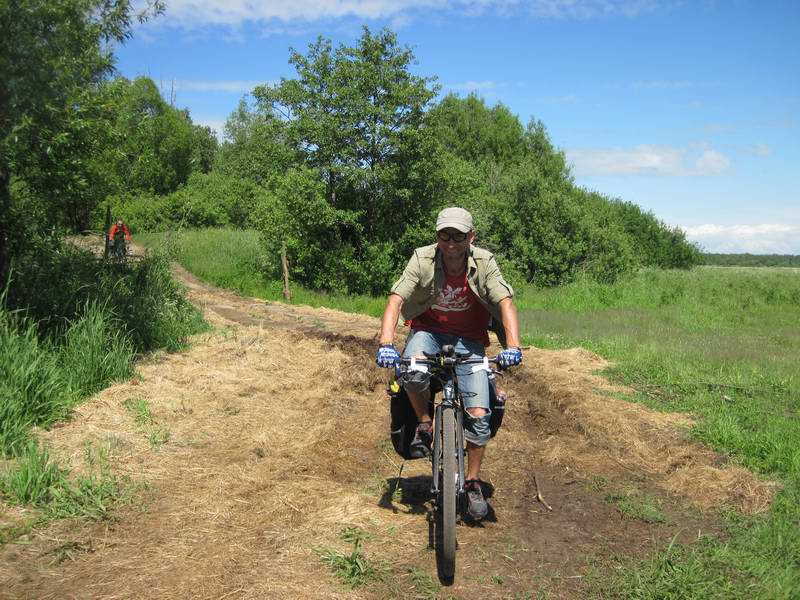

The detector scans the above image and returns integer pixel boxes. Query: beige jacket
[390,244,514,347]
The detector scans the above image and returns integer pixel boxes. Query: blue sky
[116,0,800,254]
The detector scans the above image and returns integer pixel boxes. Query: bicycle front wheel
[441,406,457,578]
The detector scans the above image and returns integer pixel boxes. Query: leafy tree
[429,93,527,165]
[105,76,197,195]
[427,93,696,283]
[250,27,441,291]
[191,124,218,175]
[216,98,295,185]
[606,199,699,268]
[251,167,363,292]
[11,85,120,232]
[0,0,163,282]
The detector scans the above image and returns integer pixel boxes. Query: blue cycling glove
[497,347,522,369]
[376,344,401,368]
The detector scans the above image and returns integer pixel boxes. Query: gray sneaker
[465,479,488,520]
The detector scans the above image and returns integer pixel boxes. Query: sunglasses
[437,230,468,243]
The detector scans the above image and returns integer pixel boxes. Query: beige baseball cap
[436,207,473,233]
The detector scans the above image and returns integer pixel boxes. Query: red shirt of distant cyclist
[109,222,131,242]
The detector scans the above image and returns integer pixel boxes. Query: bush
[104,172,271,233]
[103,191,171,233]
[252,167,368,294]
[2,237,205,456]
[7,239,204,352]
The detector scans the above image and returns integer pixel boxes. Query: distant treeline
[702,254,800,268]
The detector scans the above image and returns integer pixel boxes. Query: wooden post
[104,204,112,260]
[281,242,291,301]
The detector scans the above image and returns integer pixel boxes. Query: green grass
[317,527,386,589]
[605,490,668,524]
[124,398,155,427]
[138,228,800,597]
[408,567,440,599]
[0,441,136,530]
[123,398,171,450]
[137,229,386,316]
[1,241,204,537]
[1,302,134,456]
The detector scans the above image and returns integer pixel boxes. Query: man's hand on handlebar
[376,344,401,368]
[497,347,522,369]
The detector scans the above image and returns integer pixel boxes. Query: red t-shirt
[410,269,490,346]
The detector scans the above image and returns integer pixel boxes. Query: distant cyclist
[108,219,131,258]
[376,207,523,520]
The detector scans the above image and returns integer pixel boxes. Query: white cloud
[152,0,443,27]
[694,150,730,175]
[143,0,666,28]
[174,79,268,93]
[682,224,800,254]
[566,144,732,176]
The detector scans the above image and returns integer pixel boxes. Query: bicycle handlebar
[396,349,502,377]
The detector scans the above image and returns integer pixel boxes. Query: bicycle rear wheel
[441,406,457,578]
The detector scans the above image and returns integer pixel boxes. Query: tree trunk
[104,204,112,260]
[0,165,12,289]
[327,169,336,206]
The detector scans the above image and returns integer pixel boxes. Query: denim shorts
[401,329,492,446]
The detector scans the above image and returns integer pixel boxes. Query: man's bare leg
[407,388,432,423]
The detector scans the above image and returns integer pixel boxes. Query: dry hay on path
[514,348,780,515]
[2,325,391,599]
[0,262,779,599]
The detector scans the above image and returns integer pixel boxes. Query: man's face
[436,227,474,260]
[116,220,123,227]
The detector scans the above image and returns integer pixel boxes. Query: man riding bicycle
[376,207,522,520]
[108,219,131,257]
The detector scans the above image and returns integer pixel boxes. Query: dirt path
[0,250,778,599]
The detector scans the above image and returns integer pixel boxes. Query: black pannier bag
[388,374,506,460]
[388,379,433,460]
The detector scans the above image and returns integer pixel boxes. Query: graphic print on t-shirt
[432,283,471,312]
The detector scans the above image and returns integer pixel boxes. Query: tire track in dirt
[0,253,778,599]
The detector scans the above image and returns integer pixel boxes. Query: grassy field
[140,228,800,597]
[136,229,387,316]
[517,268,800,598]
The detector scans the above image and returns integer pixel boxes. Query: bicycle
[108,236,128,260]
[394,344,504,581]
